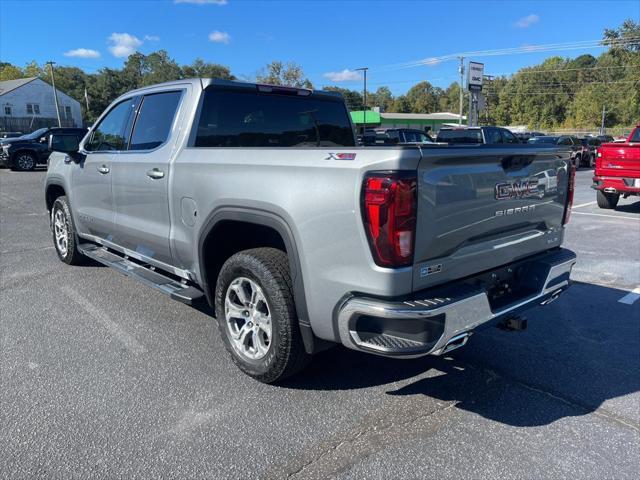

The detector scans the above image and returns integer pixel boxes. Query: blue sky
[1,0,638,94]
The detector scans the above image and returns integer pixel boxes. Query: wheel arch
[45,181,67,212]
[197,207,319,354]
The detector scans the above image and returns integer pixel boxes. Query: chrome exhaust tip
[440,332,471,354]
[540,289,563,306]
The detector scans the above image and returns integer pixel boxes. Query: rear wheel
[14,152,36,171]
[596,190,619,209]
[214,248,310,383]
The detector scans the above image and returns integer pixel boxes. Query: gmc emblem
[495,178,539,200]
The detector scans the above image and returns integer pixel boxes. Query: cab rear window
[436,129,483,144]
[195,87,355,148]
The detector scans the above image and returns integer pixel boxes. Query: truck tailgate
[413,145,570,291]
[598,143,640,176]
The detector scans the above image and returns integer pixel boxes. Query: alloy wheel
[224,277,272,360]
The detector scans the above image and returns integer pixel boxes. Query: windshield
[528,136,557,144]
[22,128,49,140]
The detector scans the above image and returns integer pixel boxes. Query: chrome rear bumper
[337,248,576,358]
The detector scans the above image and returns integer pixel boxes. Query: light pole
[46,61,62,127]
[458,57,464,125]
[355,67,368,133]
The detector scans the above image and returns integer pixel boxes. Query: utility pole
[355,67,369,134]
[458,56,464,125]
[600,105,606,135]
[46,61,62,127]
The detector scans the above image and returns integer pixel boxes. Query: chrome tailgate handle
[146,168,164,179]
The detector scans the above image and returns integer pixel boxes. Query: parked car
[0,127,87,171]
[596,135,614,143]
[436,126,521,144]
[527,136,583,167]
[592,125,640,209]
[371,128,434,145]
[514,131,545,143]
[45,78,576,383]
[580,137,601,168]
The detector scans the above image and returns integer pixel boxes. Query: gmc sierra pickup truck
[45,79,577,383]
[593,125,640,209]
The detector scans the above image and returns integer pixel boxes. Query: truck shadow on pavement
[613,200,640,214]
[285,281,640,428]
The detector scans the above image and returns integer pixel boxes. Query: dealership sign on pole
[467,62,484,91]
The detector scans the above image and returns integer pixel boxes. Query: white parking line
[572,201,597,209]
[60,285,146,354]
[618,287,640,305]
[572,211,640,221]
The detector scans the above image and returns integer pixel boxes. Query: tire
[51,196,86,265]
[14,152,36,171]
[596,190,620,209]
[214,247,310,383]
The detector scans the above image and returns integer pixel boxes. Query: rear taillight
[362,172,417,267]
[563,163,576,225]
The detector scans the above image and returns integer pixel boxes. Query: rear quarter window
[195,88,355,148]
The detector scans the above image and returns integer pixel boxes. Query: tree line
[1,19,637,130]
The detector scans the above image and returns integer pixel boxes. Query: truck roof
[121,77,343,100]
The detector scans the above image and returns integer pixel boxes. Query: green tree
[405,81,439,113]
[256,61,312,88]
[323,86,363,111]
[0,62,23,81]
[370,86,394,112]
[23,60,45,78]
[181,58,234,80]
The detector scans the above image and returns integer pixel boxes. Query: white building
[0,77,83,133]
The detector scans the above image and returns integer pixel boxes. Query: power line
[375,36,640,71]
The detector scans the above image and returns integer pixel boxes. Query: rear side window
[484,128,502,144]
[85,99,134,152]
[630,129,640,142]
[500,129,520,144]
[195,88,355,147]
[129,91,182,150]
[436,129,483,144]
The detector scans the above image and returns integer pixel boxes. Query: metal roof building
[350,110,466,132]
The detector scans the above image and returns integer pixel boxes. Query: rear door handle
[146,168,165,179]
[97,165,110,174]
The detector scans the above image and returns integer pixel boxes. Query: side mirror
[48,135,80,154]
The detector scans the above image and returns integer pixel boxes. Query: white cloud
[209,31,231,44]
[144,35,160,41]
[323,69,362,82]
[108,32,143,58]
[174,0,228,5]
[514,14,540,28]
[64,48,100,58]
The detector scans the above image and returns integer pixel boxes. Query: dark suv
[0,127,87,171]
[527,135,583,167]
[436,126,521,145]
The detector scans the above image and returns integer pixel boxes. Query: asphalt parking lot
[1,167,639,479]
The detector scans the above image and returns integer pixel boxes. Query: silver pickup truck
[45,78,577,383]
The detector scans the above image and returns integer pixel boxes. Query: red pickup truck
[593,125,640,209]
